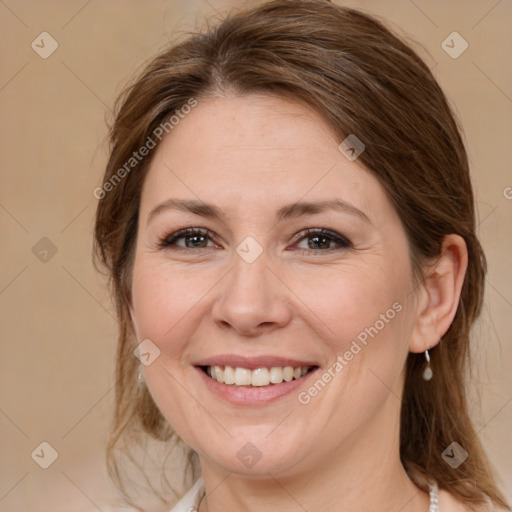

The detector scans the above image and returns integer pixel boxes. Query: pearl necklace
[429,480,440,512]
[197,480,441,511]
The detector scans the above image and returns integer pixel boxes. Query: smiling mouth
[200,365,318,387]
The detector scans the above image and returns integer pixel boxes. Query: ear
[409,234,468,353]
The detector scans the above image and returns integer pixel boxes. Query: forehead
[155,93,340,174]
[140,94,393,226]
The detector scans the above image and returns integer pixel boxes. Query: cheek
[294,268,410,428]
[130,259,207,361]
[289,260,409,349]
[129,260,210,438]
[290,260,413,416]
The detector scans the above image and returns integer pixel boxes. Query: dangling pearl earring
[422,350,433,381]
[137,365,144,385]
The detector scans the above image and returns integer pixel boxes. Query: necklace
[428,480,440,512]
[197,480,441,511]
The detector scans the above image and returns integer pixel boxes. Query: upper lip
[194,354,319,370]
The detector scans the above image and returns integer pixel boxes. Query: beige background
[0,0,511,510]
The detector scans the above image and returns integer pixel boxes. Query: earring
[422,350,433,381]
[137,365,144,385]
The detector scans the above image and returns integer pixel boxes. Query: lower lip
[195,367,319,406]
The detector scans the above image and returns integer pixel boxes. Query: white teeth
[234,367,252,385]
[223,365,235,385]
[252,368,270,386]
[205,365,312,386]
[283,366,294,382]
[269,367,283,384]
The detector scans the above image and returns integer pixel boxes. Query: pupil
[309,235,329,249]
[186,235,206,248]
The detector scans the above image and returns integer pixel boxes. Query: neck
[198,458,428,512]
[197,395,430,512]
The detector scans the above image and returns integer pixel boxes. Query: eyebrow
[147,198,371,226]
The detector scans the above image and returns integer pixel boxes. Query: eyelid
[289,228,353,249]
[159,227,217,249]
[158,226,353,252]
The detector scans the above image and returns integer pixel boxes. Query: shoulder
[439,489,510,512]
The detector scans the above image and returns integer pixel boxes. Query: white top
[168,477,204,512]
[169,478,442,511]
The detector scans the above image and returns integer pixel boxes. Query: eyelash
[158,227,353,254]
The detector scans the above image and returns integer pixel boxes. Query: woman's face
[129,93,420,477]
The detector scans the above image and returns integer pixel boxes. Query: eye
[158,228,217,250]
[291,228,352,254]
[158,227,353,254]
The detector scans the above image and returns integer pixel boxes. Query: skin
[128,93,468,512]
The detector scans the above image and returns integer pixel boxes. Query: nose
[211,249,292,337]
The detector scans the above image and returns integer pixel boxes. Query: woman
[93,1,511,511]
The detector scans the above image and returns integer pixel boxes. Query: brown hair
[93,0,510,509]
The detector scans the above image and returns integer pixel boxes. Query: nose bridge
[211,239,290,333]
[227,241,272,305]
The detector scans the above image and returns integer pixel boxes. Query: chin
[192,425,315,477]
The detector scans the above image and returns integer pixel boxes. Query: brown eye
[159,228,215,250]
[292,228,352,253]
